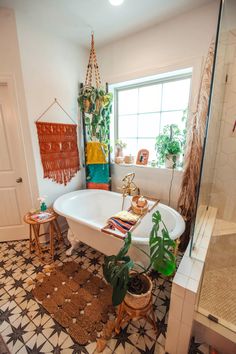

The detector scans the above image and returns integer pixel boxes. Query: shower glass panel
[190,0,236,257]
[192,0,236,334]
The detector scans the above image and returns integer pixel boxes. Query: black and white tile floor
[0,236,203,354]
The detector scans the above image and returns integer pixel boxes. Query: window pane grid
[116,75,191,162]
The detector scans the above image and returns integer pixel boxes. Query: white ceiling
[0,0,217,48]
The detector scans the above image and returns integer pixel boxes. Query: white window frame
[112,68,192,161]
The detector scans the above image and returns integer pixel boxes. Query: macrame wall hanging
[78,32,113,191]
[35,98,80,186]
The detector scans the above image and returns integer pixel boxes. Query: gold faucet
[121,172,140,209]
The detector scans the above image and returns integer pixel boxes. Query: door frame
[0,74,38,239]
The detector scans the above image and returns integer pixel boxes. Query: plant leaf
[149,211,176,276]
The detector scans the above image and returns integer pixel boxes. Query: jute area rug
[32,261,115,346]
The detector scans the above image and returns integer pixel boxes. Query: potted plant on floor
[155,124,182,168]
[103,211,176,307]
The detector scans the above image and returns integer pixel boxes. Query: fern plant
[103,210,176,306]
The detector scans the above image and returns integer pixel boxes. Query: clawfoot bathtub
[54,190,185,264]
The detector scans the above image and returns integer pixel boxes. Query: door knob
[16,177,23,183]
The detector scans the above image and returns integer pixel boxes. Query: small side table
[115,297,157,334]
[24,208,62,264]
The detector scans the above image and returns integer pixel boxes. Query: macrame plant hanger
[84,32,101,89]
[80,32,111,191]
[35,98,80,186]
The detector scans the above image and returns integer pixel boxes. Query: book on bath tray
[30,211,53,222]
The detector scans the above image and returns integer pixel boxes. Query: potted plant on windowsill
[115,140,127,158]
[155,124,182,169]
[103,211,176,308]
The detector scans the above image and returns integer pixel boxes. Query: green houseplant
[155,124,182,168]
[103,210,176,307]
[78,86,113,145]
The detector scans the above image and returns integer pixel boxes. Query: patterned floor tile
[18,333,54,354]
[0,237,176,354]
[1,314,36,353]
[0,287,10,309]
[45,319,71,348]
[0,300,23,330]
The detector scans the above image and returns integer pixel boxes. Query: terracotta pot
[83,98,91,112]
[95,98,103,113]
[124,155,134,164]
[115,147,123,158]
[115,156,124,164]
[124,273,153,310]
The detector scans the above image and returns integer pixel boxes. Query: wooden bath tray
[101,196,160,240]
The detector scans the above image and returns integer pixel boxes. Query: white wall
[97,1,220,209]
[112,164,182,209]
[11,9,87,207]
[16,13,87,203]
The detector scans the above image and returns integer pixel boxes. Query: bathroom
[0,0,235,353]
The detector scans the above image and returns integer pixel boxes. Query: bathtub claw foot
[66,246,74,256]
[66,228,79,256]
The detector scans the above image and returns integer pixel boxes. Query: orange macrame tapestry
[36,122,80,185]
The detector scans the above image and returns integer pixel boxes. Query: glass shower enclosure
[191,0,236,337]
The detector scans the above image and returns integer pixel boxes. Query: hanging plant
[78,32,113,146]
[78,86,113,145]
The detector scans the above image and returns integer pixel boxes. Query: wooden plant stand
[115,297,157,334]
[24,208,62,264]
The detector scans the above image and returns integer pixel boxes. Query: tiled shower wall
[210,29,236,222]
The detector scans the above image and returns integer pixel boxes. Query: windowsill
[111,161,183,172]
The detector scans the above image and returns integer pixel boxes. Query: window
[114,70,192,161]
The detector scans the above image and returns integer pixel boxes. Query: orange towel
[87,182,110,191]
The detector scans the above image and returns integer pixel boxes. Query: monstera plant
[103,211,177,307]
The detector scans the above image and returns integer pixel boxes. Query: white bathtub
[54,189,185,265]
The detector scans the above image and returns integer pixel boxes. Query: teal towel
[86,164,110,183]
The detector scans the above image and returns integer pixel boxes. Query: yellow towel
[86,142,108,164]
[112,211,139,223]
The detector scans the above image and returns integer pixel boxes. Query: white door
[0,82,31,241]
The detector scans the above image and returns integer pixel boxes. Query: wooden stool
[115,297,157,334]
[24,208,62,264]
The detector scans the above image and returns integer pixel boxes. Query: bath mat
[32,261,115,346]
[36,122,80,185]
[87,163,109,183]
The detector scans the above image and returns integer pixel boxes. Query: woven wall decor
[36,121,80,185]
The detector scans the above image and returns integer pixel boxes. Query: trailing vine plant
[78,86,113,145]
